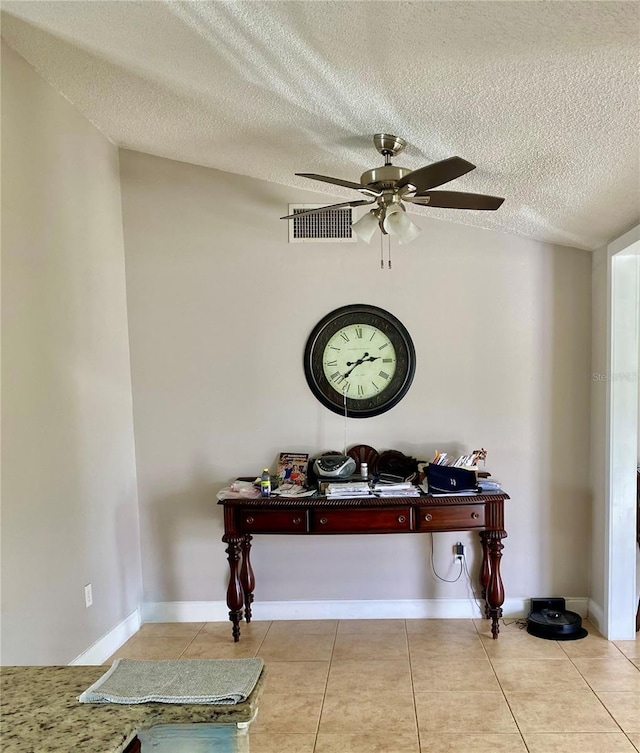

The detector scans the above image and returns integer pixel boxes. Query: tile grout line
[300,620,340,751]
[312,621,339,753]
[406,618,424,753]
[252,620,272,656]
[177,621,210,658]
[478,621,533,753]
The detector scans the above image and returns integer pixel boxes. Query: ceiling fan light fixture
[382,205,422,244]
[381,203,402,231]
[351,209,380,244]
[397,216,422,245]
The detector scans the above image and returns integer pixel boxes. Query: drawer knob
[397,515,406,523]
[471,512,480,519]
[292,517,301,525]
[246,516,254,524]
[319,517,328,525]
[424,513,433,521]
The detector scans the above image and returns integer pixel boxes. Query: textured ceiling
[2,0,639,250]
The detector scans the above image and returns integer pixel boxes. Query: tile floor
[107,618,640,753]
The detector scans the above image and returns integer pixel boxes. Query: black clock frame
[303,304,416,418]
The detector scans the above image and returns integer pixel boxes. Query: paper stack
[372,481,420,497]
[477,478,502,492]
[326,481,374,499]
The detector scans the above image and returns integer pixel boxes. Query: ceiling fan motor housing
[360,165,413,191]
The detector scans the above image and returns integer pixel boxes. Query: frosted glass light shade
[351,210,379,244]
[396,216,422,244]
[383,206,422,244]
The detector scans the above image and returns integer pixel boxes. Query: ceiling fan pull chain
[388,235,392,269]
[380,233,384,269]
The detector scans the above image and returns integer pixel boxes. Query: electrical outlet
[84,583,93,608]
[454,542,464,560]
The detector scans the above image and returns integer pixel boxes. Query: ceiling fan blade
[407,191,505,210]
[280,199,374,220]
[396,157,476,192]
[296,173,380,197]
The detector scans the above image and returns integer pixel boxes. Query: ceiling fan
[282,133,504,244]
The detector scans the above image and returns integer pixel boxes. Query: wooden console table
[218,491,509,641]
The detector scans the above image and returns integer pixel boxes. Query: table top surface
[0,665,265,753]
[218,491,509,507]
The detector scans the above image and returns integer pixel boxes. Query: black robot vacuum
[527,597,588,640]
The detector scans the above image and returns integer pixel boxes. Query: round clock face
[304,304,416,418]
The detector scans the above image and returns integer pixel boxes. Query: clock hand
[345,353,371,367]
[343,360,364,379]
[343,352,375,379]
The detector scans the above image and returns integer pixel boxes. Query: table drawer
[418,504,485,530]
[311,507,412,533]
[240,509,308,533]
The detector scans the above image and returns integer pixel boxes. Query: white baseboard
[142,601,230,623]
[565,598,591,618]
[141,597,590,624]
[70,608,141,665]
[587,598,605,633]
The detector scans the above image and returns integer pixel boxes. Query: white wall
[590,226,639,638]
[1,43,142,663]
[590,246,608,616]
[119,150,593,616]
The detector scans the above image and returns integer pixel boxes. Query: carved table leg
[223,535,244,642]
[486,531,507,638]
[240,534,255,623]
[479,531,491,619]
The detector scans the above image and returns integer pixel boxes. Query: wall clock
[304,304,416,418]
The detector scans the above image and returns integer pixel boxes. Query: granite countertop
[0,665,265,753]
